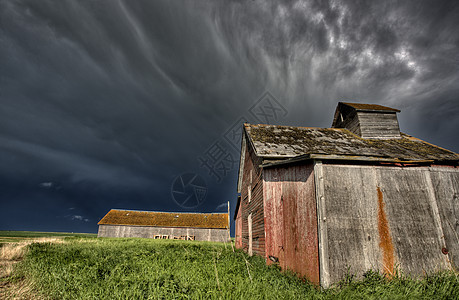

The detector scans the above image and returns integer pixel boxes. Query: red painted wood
[263,168,285,267]
[263,164,320,284]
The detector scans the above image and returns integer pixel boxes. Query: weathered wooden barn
[98,209,229,242]
[235,102,459,287]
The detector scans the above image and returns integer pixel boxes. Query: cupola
[331,102,401,139]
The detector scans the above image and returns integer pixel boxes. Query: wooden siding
[235,203,243,249]
[263,164,320,284]
[320,164,383,285]
[332,102,401,139]
[240,139,265,256]
[320,164,455,285]
[422,168,459,270]
[357,112,401,139]
[98,225,228,242]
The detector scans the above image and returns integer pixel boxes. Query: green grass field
[2,233,458,299]
[0,230,97,245]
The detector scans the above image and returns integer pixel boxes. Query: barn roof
[339,102,401,112]
[244,123,459,164]
[98,209,229,229]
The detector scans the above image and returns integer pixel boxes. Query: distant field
[2,237,458,299]
[0,230,97,244]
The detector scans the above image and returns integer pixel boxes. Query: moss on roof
[98,210,229,229]
[245,124,459,162]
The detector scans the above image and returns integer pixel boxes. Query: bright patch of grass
[10,238,459,299]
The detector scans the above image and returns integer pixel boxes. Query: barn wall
[240,141,265,256]
[263,164,319,284]
[235,204,243,249]
[426,167,459,270]
[319,164,457,285]
[97,225,229,242]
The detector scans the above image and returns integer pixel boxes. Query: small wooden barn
[98,209,229,242]
[235,102,459,287]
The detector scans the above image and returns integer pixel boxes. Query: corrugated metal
[264,164,320,284]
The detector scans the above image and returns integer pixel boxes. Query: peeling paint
[377,186,395,276]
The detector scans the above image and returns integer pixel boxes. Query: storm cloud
[1,0,458,233]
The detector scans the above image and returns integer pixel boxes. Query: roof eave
[259,153,454,168]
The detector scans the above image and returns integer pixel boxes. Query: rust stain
[377,187,395,277]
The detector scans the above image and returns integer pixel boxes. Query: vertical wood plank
[424,170,450,267]
[429,168,459,270]
[314,160,330,288]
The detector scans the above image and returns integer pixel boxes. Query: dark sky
[1,0,458,234]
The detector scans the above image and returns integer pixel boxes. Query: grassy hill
[1,234,458,299]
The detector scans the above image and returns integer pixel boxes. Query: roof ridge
[339,102,401,112]
[110,209,228,215]
[245,123,346,131]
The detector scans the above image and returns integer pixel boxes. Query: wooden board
[322,165,381,284]
[429,168,459,270]
[321,164,454,285]
[357,112,400,139]
[264,164,319,284]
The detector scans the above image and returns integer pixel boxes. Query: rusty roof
[244,124,459,163]
[340,102,401,112]
[98,209,229,229]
